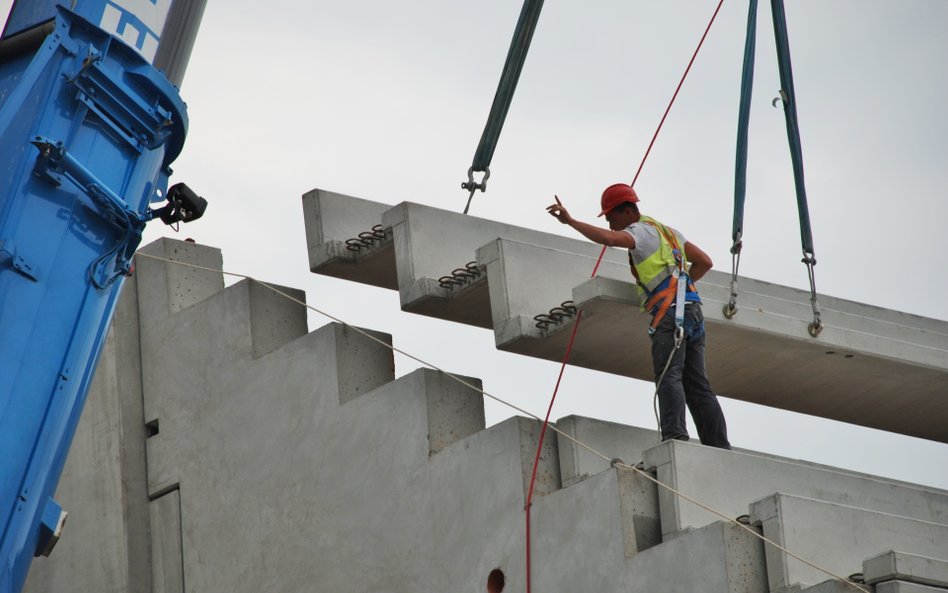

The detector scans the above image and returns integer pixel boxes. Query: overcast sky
[5,1,946,488]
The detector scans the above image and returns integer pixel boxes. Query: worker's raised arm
[684,241,712,282]
[546,199,636,249]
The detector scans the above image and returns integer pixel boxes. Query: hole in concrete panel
[145,419,159,437]
[825,351,835,355]
[487,568,505,593]
[844,354,854,358]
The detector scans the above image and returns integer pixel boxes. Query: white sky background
[6,1,946,488]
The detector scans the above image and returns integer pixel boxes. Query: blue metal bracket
[31,137,147,288]
[0,241,39,282]
[67,46,175,154]
[34,498,66,558]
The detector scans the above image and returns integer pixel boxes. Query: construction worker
[546,184,731,449]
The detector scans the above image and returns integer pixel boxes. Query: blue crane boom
[0,2,204,591]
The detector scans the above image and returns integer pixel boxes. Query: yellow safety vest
[628,215,687,303]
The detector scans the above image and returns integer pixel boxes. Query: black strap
[462,0,544,206]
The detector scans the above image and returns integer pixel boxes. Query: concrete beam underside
[302,189,948,443]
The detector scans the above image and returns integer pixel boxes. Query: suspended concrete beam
[302,189,397,289]
[301,189,948,444]
[303,188,606,328]
[570,271,948,443]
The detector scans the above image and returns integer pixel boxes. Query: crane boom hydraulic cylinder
[0,2,205,591]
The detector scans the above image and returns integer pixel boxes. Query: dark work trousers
[650,303,731,449]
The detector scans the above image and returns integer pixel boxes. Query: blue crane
[0,2,205,591]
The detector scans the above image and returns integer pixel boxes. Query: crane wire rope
[135,250,869,593]
[523,1,726,591]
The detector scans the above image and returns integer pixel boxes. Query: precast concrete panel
[798,580,859,593]
[150,490,184,593]
[426,417,552,593]
[622,520,767,593]
[529,466,660,592]
[555,415,660,487]
[875,582,948,593]
[863,551,948,588]
[139,322,430,592]
[476,237,630,346]
[379,199,616,328]
[140,278,311,496]
[131,240,546,592]
[644,440,948,539]
[750,493,948,593]
[302,188,397,289]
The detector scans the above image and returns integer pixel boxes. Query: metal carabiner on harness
[674,268,688,331]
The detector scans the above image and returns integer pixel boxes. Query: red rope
[632,0,726,188]
[523,2,726,590]
[522,245,605,593]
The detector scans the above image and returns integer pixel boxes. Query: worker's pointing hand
[546,195,572,225]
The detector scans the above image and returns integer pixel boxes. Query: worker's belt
[645,275,697,333]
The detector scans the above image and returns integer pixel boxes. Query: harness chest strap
[632,218,693,332]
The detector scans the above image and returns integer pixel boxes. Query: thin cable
[136,251,870,593]
[651,329,684,434]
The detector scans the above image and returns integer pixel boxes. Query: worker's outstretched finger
[546,203,570,224]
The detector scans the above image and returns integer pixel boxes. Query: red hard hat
[598,183,639,217]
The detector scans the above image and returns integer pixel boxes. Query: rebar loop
[344,224,387,252]
[438,261,482,289]
[533,300,578,329]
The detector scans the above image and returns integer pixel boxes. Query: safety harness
[629,219,694,335]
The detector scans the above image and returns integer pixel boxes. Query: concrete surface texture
[863,551,948,588]
[643,439,948,539]
[303,189,948,443]
[23,235,948,592]
[750,493,948,593]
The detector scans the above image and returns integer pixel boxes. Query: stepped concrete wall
[750,494,948,593]
[23,233,948,592]
[864,552,948,589]
[644,440,948,539]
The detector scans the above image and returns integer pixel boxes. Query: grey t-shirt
[623,221,686,267]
